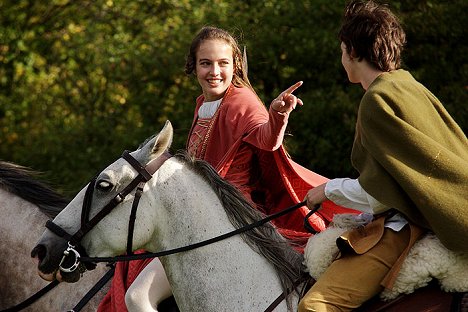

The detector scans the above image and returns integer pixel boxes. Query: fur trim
[304,214,468,301]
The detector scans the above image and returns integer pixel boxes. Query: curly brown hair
[338,0,406,71]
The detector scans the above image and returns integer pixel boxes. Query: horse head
[31,121,173,283]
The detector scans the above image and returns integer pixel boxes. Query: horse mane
[0,161,68,218]
[174,152,307,306]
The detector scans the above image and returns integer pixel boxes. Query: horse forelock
[174,152,306,303]
[0,161,68,218]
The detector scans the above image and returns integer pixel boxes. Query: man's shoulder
[363,70,419,103]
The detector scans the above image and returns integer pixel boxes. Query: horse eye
[96,180,113,192]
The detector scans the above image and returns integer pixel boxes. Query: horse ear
[150,120,173,159]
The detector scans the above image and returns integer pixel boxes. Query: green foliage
[0,0,466,195]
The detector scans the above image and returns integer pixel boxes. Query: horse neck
[0,189,55,306]
[0,188,48,242]
[148,161,289,311]
[150,160,237,248]
[0,189,109,311]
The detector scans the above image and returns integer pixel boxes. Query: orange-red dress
[186,84,356,238]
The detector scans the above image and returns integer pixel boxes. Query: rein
[0,280,59,312]
[79,200,316,264]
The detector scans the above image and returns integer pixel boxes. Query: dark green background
[1,0,466,196]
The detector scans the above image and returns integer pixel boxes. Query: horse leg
[125,258,172,312]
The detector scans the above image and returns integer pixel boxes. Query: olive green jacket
[352,69,468,252]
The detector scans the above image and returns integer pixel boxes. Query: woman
[100,26,355,312]
[183,26,350,236]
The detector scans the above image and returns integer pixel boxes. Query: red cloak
[188,84,356,236]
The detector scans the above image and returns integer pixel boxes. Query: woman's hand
[304,183,327,210]
[271,81,304,114]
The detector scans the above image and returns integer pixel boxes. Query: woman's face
[195,39,234,101]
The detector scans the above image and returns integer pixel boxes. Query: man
[299,1,468,311]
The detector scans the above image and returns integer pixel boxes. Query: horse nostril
[31,244,47,262]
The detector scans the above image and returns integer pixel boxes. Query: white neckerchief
[198,98,222,119]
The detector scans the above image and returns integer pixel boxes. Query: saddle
[357,281,467,312]
[303,213,468,311]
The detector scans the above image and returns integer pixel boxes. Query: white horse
[32,121,306,312]
[0,161,110,311]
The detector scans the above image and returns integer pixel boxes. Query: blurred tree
[0,0,466,194]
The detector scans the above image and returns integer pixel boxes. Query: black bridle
[45,150,169,273]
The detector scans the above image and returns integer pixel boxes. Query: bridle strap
[81,176,97,229]
[13,151,168,312]
[304,208,319,234]
[123,151,171,255]
[46,219,74,243]
[67,265,115,312]
[264,291,287,312]
[71,174,145,243]
[126,181,145,255]
[0,280,59,312]
[122,151,152,181]
[264,277,306,312]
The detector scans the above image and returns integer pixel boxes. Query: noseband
[45,150,171,273]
